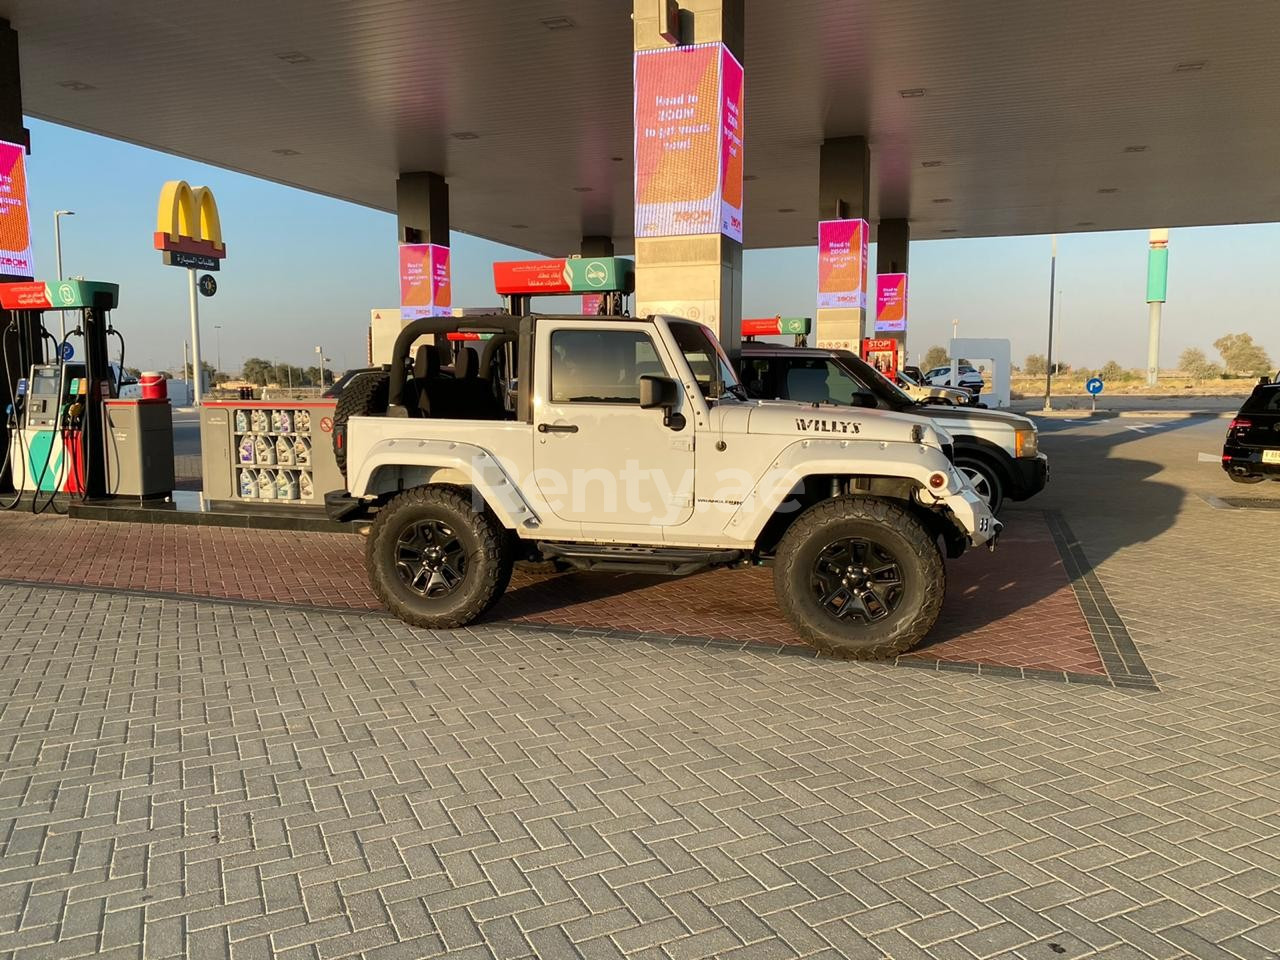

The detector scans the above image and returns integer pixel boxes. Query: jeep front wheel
[366,485,513,629]
[774,496,945,660]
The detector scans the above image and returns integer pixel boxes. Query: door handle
[537,423,578,434]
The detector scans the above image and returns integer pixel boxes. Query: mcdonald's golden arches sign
[154,180,227,270]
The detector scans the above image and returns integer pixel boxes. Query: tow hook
[989,521,1004,552]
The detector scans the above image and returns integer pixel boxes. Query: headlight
[1015,428,1038,458]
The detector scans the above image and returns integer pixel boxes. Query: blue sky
[23,118,1280,376]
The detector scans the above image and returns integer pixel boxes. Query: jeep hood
[713,400,938,445]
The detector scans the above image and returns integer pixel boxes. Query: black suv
[1222,378,1280,483]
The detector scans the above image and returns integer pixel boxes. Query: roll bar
[387,313,532,422]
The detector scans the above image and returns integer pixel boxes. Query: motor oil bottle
[238,434,256,464]
[277,409,293,433]
[275,469,299,501]
[257,469,276,499]
[239,469,256,498]
[293,436,311,465]
[234,409,250,433]
[295,410,311,433]
[275,435,295,466]
[251,409,270,433]
[254,434,276,466]
[299,472,314,500]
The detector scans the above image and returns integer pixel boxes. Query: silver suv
[740,344,1047,513]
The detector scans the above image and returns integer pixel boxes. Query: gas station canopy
[6,0,1280,254]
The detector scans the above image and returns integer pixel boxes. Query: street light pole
[53,210,75,345]
[1042,235,1058,412]
[214,325,223,385]
[314,345,325,387]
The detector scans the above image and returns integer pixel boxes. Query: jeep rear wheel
[366,485,513,629]
[774,496,945,660]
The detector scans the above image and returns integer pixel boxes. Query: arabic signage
[0,279,121,311]
[742,316,811,337]
[634,42,744,242]
[817,219,868,309]
[0,139,33,277]
[400,243,451,319]
[493,257,635,296]
[874,273,908,332]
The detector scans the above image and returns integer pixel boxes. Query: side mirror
[848,391,879,409]
[639,374,679,410]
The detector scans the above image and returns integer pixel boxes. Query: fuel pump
[0,280,122,507]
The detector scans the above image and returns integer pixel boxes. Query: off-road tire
[366,485,513,629]
[1228,473,1265,485]
[774,495,945,660]
[955,454,1005,515]
[333,372,390,478]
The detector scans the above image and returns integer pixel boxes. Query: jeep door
[533,321,695,527]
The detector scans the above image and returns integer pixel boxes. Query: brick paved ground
[0,508,1107,680]
[1,418,1277,960]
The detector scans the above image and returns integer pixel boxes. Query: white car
[329,312,1001,661]
[924,364,985,396]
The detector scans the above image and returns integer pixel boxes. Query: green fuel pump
[0,280,121,508]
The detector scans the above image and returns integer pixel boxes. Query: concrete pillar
[876,219,909,275]
[819,137,869,221]
[632,0,745,357]
[876,218,909,359]
[815,137,870,348]
[396,171,449,244]
[580,235,614,258]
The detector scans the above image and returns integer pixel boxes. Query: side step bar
[537,542,745,577]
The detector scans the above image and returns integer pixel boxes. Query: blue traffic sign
[59,341,75,361]
[1086,377,1104,396]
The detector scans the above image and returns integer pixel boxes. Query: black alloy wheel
[395,519,467,597]
[810,537,904,624]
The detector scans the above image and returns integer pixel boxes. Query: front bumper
[1008,453,1050,500]
[942,486,1002,548]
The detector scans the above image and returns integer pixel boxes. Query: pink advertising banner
[400,243,451,319]
[634,42,744,241]
[719,47,744,242]
[874,272,908,332]
[816,219,868,309]
[0,139,33,277]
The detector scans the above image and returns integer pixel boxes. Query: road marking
[1198,494,1236,510]
[1198,452,1221,463]
[1123,423,1158,433]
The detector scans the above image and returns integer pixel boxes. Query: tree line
[918,332,1273,382]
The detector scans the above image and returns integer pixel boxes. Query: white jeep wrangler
[328,313,1000,660]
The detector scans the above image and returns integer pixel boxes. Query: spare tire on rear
[332,372,389,478]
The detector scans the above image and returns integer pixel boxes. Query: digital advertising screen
[718,48,744,242]
[874,272,908,332]
[635,43,743,242]
[817,219,868,309]
[400,243,451,319]
[0,139,33,277]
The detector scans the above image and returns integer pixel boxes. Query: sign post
[1086,376,1104,414]
[153,180,227,404]
[1146,229,1169,386]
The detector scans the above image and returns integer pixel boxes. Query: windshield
[668,320,748,401]
[829,353,916,408]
